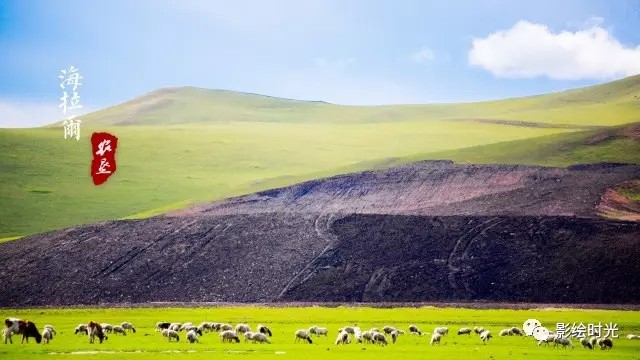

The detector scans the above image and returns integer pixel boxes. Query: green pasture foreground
[1,306,639,359]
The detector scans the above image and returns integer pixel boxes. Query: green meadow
[1,74,639,238]
[1,306,639,359]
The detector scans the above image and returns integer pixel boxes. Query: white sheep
[480,330,492,344]
[430,333,442,346]
[100,323,113,334]
[588,336,599,349]
[627,334,640,340]
[295,329,313,344]
[338,326,356,335]
[161,329,180,342]
[42,328,53,345]
[335,330,350,345]
[235,323,251,334]
[457,327,471,335]
[538,334,556,346]
[121,322,136,333]
[554,337,574,349]
[372,332,388,346]
[199,322,213,332]
[510,327,524,336]
[309,326,328,337]
[580,337,593,349]
[74,324,88,335]
[362,331,374,344]
[499,328,513,336]
[251,333,270,344]
[111,326,127,336]
[244,331,255,343]
[408,325,421,335]
[434,327,449,336]
[220,330,240,343]
[186,329,199,343]
[220,324,233,332]
[390,330,402,344]
[169,324,180,332]
[382,326,397,334]
[179,322,193,331]
[43,325,57,336]
[473,326,484,335]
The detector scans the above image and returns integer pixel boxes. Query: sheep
[480,330,492,344]
[538,334,556,346]
[251,333,270,344]
[169,324,181,332]
[199,322,213,332]
[335,330,350,345]
[42,328,53,345]
[244,331,256,343]
[408,324,421,335]
[100,323,113,334]
[161,329,180,342]
[338,326,356,335]
[43,325,57,336]
[186,329,199,343]
[372,332,388,346]
[627,334,640,340]
[257,324,272,337]
[457,327,472,335]
[554,337,574,349]
[588,336,599,349]
[434,327,449,336]
[598,337,613,350]
[212,323,222,332]
[369,327,380,333]
[430,333,442,346]
[390,330,402,344]
[499,328,513,336]
[219,324,233,332]
[510,327,524,336]
[156,322,170,332]
[235,323,251,334]
[581,337,593,349]
[308,326,328,337]
[75,324,88,335]
[121,322,136,334]
[354,327,363,343]
[362,331,374,344]
[111,326,127,336]
[382,326,397,335]
[179,323,193,332]
[220,330,240,343]
[295,329,313,344]
[473,326,485,335]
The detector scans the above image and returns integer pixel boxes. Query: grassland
[1,306,639,359]
[1,75,639,238]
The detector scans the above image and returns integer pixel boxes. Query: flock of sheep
[5,317,640,352]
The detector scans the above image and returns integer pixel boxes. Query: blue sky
[1,0,639,127]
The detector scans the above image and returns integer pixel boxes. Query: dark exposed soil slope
[1,161,639,306]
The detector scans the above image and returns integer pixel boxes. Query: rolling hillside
[1,75,639,238]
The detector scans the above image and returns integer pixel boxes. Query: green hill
[1,75,639,238]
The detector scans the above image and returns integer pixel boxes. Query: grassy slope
[1,75,639,237]
[0,306,639,359]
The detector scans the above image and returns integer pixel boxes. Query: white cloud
[468,20,640,80]
[0,100,91,128]
[410,47,436,63]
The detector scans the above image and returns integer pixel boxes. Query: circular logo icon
[532,326,550,341]
[523,319,542,336]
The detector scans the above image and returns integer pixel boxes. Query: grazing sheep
[220,324,233,332]
[43,325,57,336]
[169,324,181,332]
[408,325,421,335]
[499,328,513,336]
[212,323,222,332]
[538,334,556,346]
[383,326,397,335]
[338,326,356,335]
[510,327,524,336]
[581,337,593,349]
[295,329,313,344]
[434,327,449,336]
[458,327,472,335]
[220,330,240,343]
[100,323,113,334]
[75,324,88,335]
[390,330,402,344]
[111,326,127,336]
[480,330,492,344]
[156,322,170,331]
[235,323,251,334]
[161,329,179,342]
[42,328,53,345]
[362,331,374,344]
[554,337,574,349]
[335,330,350,345]
[430,333,442,346]
[627,334,640,340]
[199,322,213,332]
[598,337,613,350]
[251,333,270,344]
[589,336,599,349]
[257,324,272,337]
[309,326,328,337]
[372,332,388,346]
[244,331,255,343]
[186,329,199,343]
[121,322,136,333]
[354,328,363,343]
[473,326,485,335]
